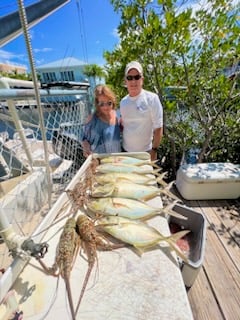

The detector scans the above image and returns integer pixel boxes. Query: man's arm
[152,127,163,148]
[150,127,163,161]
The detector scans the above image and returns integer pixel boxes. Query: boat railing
[0,86,91,304]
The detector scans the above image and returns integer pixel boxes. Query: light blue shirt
[81,113,121,154]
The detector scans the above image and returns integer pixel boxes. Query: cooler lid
[178,162,240,183]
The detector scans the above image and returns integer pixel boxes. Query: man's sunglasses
[126,74,142,81]
[97,101,113,107]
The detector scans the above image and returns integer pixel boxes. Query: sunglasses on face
[126,74,142,81]
[97,101,113,107]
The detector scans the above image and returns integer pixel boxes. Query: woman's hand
[81,140,92,158]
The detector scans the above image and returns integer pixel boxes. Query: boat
[0,153,194,320]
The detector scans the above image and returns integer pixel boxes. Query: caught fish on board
[91,180,178,201]
[99,155,159,167]
[94,172,156,185]
[94,171,169,187]
[87,197,187,221]
[95,163,161,175]
[93,152,151,161]
[96,216,190,262]
[91,181,160,201]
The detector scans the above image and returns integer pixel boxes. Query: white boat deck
[5,154,193,320]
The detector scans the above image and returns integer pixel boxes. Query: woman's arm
[80,113,95,158]
[81,140,92,158]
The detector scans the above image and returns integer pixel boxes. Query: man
[120,61,163,161]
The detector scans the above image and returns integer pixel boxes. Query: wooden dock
[179,196,240,320]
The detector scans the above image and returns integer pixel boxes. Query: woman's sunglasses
[126,74,142,81]
[97,101,113,107]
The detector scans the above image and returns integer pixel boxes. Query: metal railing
[0,86,91,306]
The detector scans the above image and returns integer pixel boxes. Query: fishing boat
[0,2,239,320]
[0,152,195,320]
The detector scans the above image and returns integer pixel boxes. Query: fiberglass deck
[7,154,193,320]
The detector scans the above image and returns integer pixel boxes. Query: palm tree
[83,64,106,88]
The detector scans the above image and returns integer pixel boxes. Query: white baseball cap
[125,61,143,76]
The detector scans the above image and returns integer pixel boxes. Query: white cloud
[176,0,239,49]
[0,49,27,67]
[33,48,53,53]
[181,0,239,16]
[0,47,54,69]
[35,58,46,65]
[0,49,17,60]
[112,28,119,39]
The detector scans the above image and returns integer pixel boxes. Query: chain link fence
[0,85,91,274]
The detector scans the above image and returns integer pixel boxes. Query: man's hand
[150,149,158,161]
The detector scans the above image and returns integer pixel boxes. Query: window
[42,72,57,83]
[60,70,75,81]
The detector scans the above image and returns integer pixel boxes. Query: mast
[0,0,70,46]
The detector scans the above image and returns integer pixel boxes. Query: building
[0,63,27,75]
[36,57,93,104]
[36,57,89,85]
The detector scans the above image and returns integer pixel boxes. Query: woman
[81,84,121,157]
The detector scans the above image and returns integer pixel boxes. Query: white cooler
[176,162,240,200]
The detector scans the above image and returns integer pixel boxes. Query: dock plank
[185,199,240,320]
[203,224,240,320]
[187,267,224,320]
[211,199,240,246]
[198,200,240,272]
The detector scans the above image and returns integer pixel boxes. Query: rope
[76,0,88,63]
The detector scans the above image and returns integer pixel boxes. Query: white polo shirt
[120,89,163,152]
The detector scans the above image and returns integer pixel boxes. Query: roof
[36,57,86,69]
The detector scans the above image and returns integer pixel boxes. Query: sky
[0,0,239,72]
[0,0,120,71]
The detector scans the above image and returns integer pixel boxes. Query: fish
[94,152,150,161]
[91,181,161,201]
[87,197,187,221]
[94,171,169,188]
[99,155,158,167]
[96,216,189,262]
[94,172,157,185]
[95,163,161,175]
